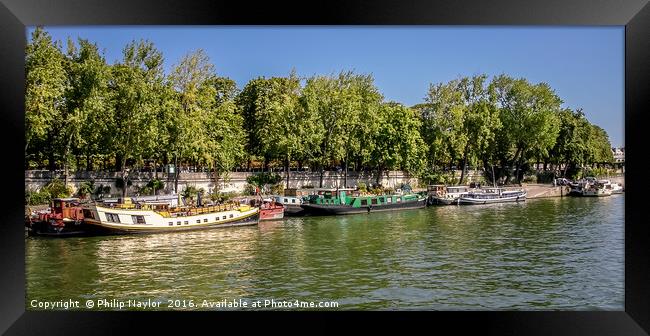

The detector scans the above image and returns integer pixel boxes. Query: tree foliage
[25,28,618,192]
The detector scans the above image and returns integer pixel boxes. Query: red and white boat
[259,198,285,221]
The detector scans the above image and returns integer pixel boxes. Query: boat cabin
[41,198,84,222]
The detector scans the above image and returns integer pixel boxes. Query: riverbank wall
[25,170,624,198]
[25,170,427,196]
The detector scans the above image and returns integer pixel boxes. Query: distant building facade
[612,147,625,163]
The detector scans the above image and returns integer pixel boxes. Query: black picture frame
[1,0,648,334]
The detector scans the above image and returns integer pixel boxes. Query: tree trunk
[86,153,93,171]
[459,144,470,186]
[120,154,130,199]
[47,133,56,172]
[459,155,468,186]
[25,137,31,170]
[376,162,383,186]
[506,147,522,184]
[115,154,123,172]
[285,155,290,189]
[213,160,220,196]
[319,164,325,188]
[344,152,348,188]
[174,154,179,194]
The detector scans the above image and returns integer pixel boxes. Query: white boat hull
[81,204,260,235]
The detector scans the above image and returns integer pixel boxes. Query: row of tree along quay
[25,27,617,204]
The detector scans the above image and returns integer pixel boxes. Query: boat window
[83,209,95,219]
[131,215,145,224]
[387,197,392,203]
[177,221,181,226]
[361,199,368,206]
[204,218,208,223]
[196,220,201,224]
[230,214,234,218]
[216,217,220,221]
[284,198,288,203]
[168,222,173,226]
[106,213,120,223]
[371,198,378,205]
[184,221,189,225]
[397,197,401,202]
[223,215,227,220]
[291,199,296,203]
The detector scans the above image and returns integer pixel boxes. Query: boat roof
[53,198,80,201]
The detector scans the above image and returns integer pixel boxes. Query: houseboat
[427,185,471,205]
[25,198,88,237]
[273,195,306,216]
[568,180,612,197]
[599,180,623,194]
[300,188,427,216]
[457,187,527,205]
[81,197,260,235]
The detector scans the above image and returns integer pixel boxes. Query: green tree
[489,75,561,183]
[25,27,68,170]
[370,102,427,185]
[110,40,165,197]
[61,38,113,186]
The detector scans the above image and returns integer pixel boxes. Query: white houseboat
[458,187,527,205]
[81,198,260,235]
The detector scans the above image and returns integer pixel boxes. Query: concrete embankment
[523,184,571,199]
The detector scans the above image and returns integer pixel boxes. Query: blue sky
[29,26,624,147]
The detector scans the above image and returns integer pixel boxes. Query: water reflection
[26,195,624,310]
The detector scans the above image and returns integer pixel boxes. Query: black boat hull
[300,198,427,216]
[284,205,306,216]
[26,220,92,237]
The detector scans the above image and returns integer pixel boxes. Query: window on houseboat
[223,215,227,220]
[361,199,368,206]
[131,215,145,224]
[387,197,392,203]
[177,221,181,226]
[204,219,208,223]
[371,198,378,205]
[168,222,173,226]
[284,198,288,203]
[397,197,401,202]
[196,220,201,224]
[184,221,189,225]
[291,199,296,203]
[106,213,120,223]
[229,214,234,218]
[83,209,95,219]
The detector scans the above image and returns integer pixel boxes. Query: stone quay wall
[25,170,433,196]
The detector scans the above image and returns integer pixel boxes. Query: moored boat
[25,198,88,237]
[300,188,427,216]
[258,198,285,221]
[568,180,612,197]
[457,187,526,205]
[81,198,260,235]
[427,185,471,205]
[599,179,623,194]
[273,195,306,216]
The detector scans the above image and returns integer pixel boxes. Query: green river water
[26,195,624,310]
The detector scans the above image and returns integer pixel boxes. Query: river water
[26,195,624,310]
